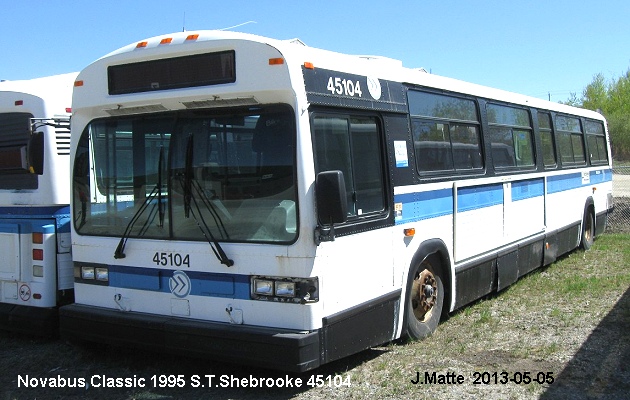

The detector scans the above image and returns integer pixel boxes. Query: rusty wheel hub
[411,269,438,321]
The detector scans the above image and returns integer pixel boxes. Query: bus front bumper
[59,304,321,372]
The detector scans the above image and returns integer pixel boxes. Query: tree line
[563,69,630,162]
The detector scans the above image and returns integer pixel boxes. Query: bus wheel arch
[402,239,451,340]
[581,198,595,250]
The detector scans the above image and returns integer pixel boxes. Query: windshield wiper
[114,184,161,259]
[181,134,234,267]
[114,146,166,259]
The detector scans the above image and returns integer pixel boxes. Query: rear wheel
[405,254,444,340]
[581,208,595,250]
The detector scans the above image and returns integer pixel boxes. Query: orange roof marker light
[185,34,199,41]
[269,58,285,66]
[303,62,315,70]
[136,41,148,48]
[160,38,173,45]
[74,80,84,87]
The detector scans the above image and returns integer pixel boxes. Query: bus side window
[487,103,534,170]
[585,120,608,164]
[407,90,483,175]
[556,115,585,166]
[538,112,557,168]
[312,114,385,218]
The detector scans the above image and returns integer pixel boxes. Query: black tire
[404,254,444,340]
[581,208,595,250]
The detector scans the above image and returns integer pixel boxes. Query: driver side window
[312,114,386,218]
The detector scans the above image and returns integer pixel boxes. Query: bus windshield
[73,105,297,244]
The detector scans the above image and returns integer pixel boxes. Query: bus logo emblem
[169,271,191,298]
[366,76,381,100]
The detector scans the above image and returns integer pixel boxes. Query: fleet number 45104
[327,77,363,97]
[153,252,190,268]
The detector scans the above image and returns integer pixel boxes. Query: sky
[1,0,629,103]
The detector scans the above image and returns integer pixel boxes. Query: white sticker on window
[394,141,408,168]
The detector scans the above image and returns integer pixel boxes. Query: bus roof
[89,30,603,122]
[0,72,78,102]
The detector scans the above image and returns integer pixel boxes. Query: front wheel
[405,255,444,340]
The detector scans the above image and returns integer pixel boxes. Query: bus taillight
[33,249,44,261]
[33,265,44,277]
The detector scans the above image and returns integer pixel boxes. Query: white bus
[60,31,613,371]
[0,73,76,334]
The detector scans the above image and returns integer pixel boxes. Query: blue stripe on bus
[590,169,613,184]
[547,173,583,194]
[0,205,70,217]
[0,223,19,234]
[394,189,452,223]
[457,184,503,212]
[511,179,544,202]
[107,265,251,299]
[0,219,69,234]
[0,205,71,234]
[546,169,612,194]
[394,169,611,225]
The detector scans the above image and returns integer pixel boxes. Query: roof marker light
[74,80,84,87]
[15,100,23,106]
[136,41,148,48]
[160,38,173,45]
[304,62,315,69]
[185,34,199,41]
[269,58,284,65]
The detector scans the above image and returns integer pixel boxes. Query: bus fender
[583,196,594,214]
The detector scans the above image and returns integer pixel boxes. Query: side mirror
[315,170,347,244]
[28,131,45,175]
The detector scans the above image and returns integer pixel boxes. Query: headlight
[95,267,109,281]
[250,276,318,303]
[253,279,274,295]
[81,266,95,279]
[275,281,295,297]
[75,263,109,284]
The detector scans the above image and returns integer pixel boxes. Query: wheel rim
[411,268,438,322]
